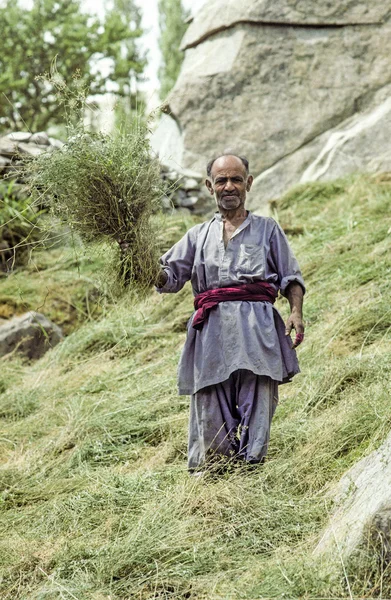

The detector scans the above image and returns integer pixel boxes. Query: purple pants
[188,370,278,470]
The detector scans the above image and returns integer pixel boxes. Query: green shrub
[0,180,43,271]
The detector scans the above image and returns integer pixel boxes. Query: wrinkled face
[205,155,253,212]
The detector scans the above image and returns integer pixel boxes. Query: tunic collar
[213,210,252,224]
[214,210,252,239]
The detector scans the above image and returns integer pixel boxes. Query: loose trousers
[188,369,278,470]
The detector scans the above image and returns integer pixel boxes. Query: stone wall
[0,131,63,179]
[0,131,214,215]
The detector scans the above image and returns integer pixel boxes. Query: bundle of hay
[24,121,164,293]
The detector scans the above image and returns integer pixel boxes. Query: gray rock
[179,195,200,208]
[181,177,200,190]
[0,312,63,360]
[48,137,64,149]
[155,0,391,207]
[150,113,184,171]
[7,132,32,143]
[172,188,189,206]
[30,131,50,145]
[315,429,391,559]
[181,0,390,51]
[0,155,12,174]
[165,170,182,182]
[301,91,391,184]
[0,137,18,157]
[16,142,47,157]
[161,195,174,211]
[169,17,391,177]
[249,84,391,208]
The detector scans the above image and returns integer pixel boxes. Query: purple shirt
[157,211,305,395]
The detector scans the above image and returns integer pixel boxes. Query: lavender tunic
[157,212,305,395]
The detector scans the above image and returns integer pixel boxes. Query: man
[156,154,305,471]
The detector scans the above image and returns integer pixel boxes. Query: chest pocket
[236,244,264,274]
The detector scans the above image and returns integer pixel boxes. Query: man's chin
[219,197,241,210]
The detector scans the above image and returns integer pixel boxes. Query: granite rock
[0,312,63,360]
[157,0,391,210]
[315,429,391,559]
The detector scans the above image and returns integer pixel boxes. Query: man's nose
[224,178,235,191]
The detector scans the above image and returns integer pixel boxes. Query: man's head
[205,154,253,213]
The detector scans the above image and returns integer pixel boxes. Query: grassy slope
[1,175,391,599]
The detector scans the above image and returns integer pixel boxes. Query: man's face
[205,155,253,212]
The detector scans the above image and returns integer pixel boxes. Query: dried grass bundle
[25,120,164,293]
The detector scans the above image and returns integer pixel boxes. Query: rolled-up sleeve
[156,225,199,294]
[269,222,305,297]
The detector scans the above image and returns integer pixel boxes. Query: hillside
[1,174,391,599]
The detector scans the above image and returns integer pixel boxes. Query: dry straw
[24,119,164,294]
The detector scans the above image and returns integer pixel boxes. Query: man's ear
[246,175,254,192]
[205,178,214,196]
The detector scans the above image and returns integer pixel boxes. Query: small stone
[30,131,50,145]
[0,155,12,174]
[181,177,199,190]
[17,142,47,157]
[48,137,64,149]
[166,170,180,182]
[0,137,18,157]
[180,195,200,208]
[7,132,32,142]
[161,195,174,210]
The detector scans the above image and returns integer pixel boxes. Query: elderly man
[156,154,305,471]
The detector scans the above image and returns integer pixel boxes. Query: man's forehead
[211,155,247,178]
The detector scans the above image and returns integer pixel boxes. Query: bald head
[206,154,249,180]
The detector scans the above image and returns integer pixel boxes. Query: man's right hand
[156,270,168,288]
[117,239,167,288]
[117,239,130,253]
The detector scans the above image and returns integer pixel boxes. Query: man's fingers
[292,332,305,349]
[285,320,293,336]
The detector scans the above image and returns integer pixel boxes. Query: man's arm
[285,282,305,349]
[268,221,306,348]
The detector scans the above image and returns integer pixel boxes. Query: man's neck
[219,206,248,223]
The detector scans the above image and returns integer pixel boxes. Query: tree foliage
[0,0,146,132]
[158,0,189,100]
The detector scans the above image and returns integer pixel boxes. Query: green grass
[1,174,391,599]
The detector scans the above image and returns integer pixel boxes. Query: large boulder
[248,84,391,209]
[159,0,391,209]
[315,430,391,559]
[0,312,63,360]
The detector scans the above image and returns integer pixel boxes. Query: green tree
[0,0,146,132]
[158,0,189,100]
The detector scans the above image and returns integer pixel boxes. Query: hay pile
[25,122,164,293]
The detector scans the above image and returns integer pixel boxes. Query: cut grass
[23,121,166,294]
[1,174,391,599]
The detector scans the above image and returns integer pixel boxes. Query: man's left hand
[285,313,305,349]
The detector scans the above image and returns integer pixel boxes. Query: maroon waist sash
[192,281,278,330]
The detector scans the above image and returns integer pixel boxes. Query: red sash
[192,281,277,330]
